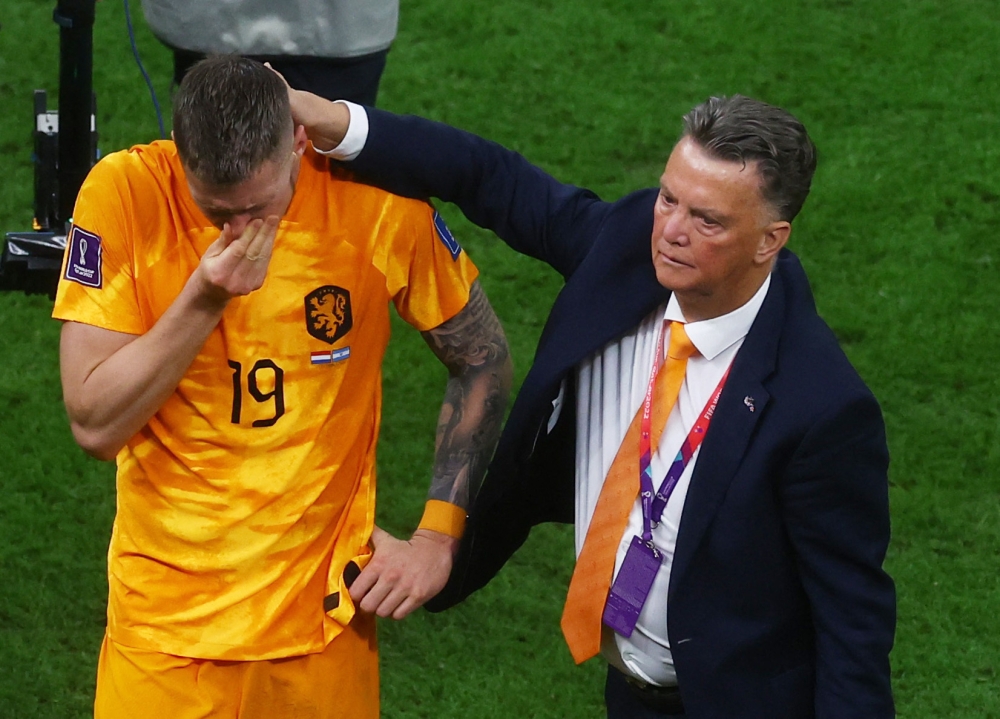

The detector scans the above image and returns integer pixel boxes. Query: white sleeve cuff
[313,100,369,161]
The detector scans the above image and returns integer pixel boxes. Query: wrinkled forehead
[669,136,766,181]
[661,137,773,218]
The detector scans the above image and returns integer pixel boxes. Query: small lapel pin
[743,396,755,413]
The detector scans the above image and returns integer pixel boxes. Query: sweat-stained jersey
[52,141,478,661]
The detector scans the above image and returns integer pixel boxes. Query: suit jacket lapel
[667,268,787,598]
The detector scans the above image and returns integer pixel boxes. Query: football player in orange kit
[53,56,512,719]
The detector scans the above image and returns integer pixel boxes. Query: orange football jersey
[53,142,478,660]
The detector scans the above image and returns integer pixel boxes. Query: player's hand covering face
[197,216,280,302]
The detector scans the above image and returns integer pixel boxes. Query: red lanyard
[638,322,730,542]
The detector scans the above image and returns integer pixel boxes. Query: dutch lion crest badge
[305,285,353,344]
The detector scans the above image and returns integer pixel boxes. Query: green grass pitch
[2,0,999,716]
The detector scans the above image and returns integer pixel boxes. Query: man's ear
[292,124,308,157]
[170,130,175,142]
[756,221,791,265]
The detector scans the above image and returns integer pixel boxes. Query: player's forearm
[63,217,278,460]
[423,283,512,511]
[63,271,228,460]
[350,284,509,618]
[428,361,511,508]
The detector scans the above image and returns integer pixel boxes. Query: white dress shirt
[316,100,369,160]
[575,276,770,686]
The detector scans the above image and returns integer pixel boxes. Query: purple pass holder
[602,535,663,638]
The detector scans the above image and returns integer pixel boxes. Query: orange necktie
[561,321,697,664]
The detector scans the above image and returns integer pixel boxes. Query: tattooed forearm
[421,281,513,510]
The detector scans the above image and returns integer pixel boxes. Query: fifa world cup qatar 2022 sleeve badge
[64,224,103,288]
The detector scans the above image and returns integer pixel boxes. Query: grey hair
[682,95,817,221]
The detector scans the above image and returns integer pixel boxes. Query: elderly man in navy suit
[284,83,895,718]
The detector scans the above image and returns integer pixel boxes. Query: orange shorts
[94,612,378,719]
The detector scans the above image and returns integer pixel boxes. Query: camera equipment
[1,0,98,296]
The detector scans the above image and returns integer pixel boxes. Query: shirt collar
[663,274,771,361]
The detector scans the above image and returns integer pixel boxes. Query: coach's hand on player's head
[349,525,459,620]
[195,216,279,304]
[266,63,350,154]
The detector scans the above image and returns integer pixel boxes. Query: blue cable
[123,0,166,138]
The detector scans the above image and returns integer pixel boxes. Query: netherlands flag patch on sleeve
[433,211,462,261]
[64,224,103,288]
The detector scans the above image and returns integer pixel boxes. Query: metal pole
[54,0,97,225]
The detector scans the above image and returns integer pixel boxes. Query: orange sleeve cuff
[417,500,467,539]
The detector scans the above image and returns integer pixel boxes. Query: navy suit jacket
[346,108,896,719]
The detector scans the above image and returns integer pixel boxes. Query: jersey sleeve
[52,152,145,335]
[379,201,479,331]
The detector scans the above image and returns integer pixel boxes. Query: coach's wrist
[299,96,351,153]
